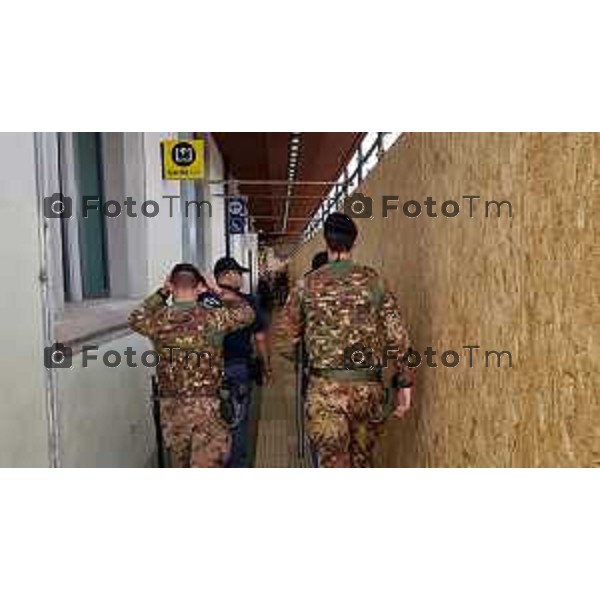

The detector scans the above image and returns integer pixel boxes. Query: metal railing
[302,132,402,242]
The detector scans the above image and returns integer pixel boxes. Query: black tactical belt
[309,368,382,383]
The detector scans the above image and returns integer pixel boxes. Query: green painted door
[74,132,109,298]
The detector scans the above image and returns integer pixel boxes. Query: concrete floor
[254,310,309,468]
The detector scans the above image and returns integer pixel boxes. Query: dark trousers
[225,361,253,468]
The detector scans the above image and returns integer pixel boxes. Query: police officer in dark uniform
[199,257,269,468]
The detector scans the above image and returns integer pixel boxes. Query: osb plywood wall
[288,133,599,467]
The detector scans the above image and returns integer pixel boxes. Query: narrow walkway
[255,310,308,468]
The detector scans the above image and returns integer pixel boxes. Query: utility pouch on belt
[218,386,236,426]
[375,372,415,422]
[218,383,245,430]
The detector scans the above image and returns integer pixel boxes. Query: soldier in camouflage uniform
[284,213,415,468]
[129,263,254,468]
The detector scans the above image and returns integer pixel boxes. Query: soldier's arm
[283,280,304,343]
[277,280,304,362]
[206,292,255,335]
[379,278,415,388]
[128,289,169,338]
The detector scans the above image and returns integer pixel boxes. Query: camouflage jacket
[284,259,414,385]
[129,291,254,398]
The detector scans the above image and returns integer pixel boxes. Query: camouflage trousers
[160,396,231,468]
[306,379,385,468]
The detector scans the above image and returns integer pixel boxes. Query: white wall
[0,133,50,466]
[143,132,184,290]
[57,334,155,467]
[56,132,186,467]
[0,132,218,466]
[102,132,149,299]
[205,134,226,273]
[231,233,259,293]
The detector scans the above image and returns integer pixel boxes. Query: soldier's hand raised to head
[394,387,412,419]
[160,276,173,296]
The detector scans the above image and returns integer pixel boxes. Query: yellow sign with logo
[161,139,205,180]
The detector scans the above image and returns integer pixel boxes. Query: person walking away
[284,213,415,467]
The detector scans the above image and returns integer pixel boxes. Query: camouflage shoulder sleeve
[369,273,385,308]
[380,277,410,357]
[379,277,416,387]
[283,279,304,342]
[205,295,254,335]
[128,290,168,338]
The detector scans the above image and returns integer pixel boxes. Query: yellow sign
[161,139,204,180]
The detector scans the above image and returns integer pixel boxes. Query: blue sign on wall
[228,196,248,234]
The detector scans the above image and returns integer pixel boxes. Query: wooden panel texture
[287,133,599,467]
